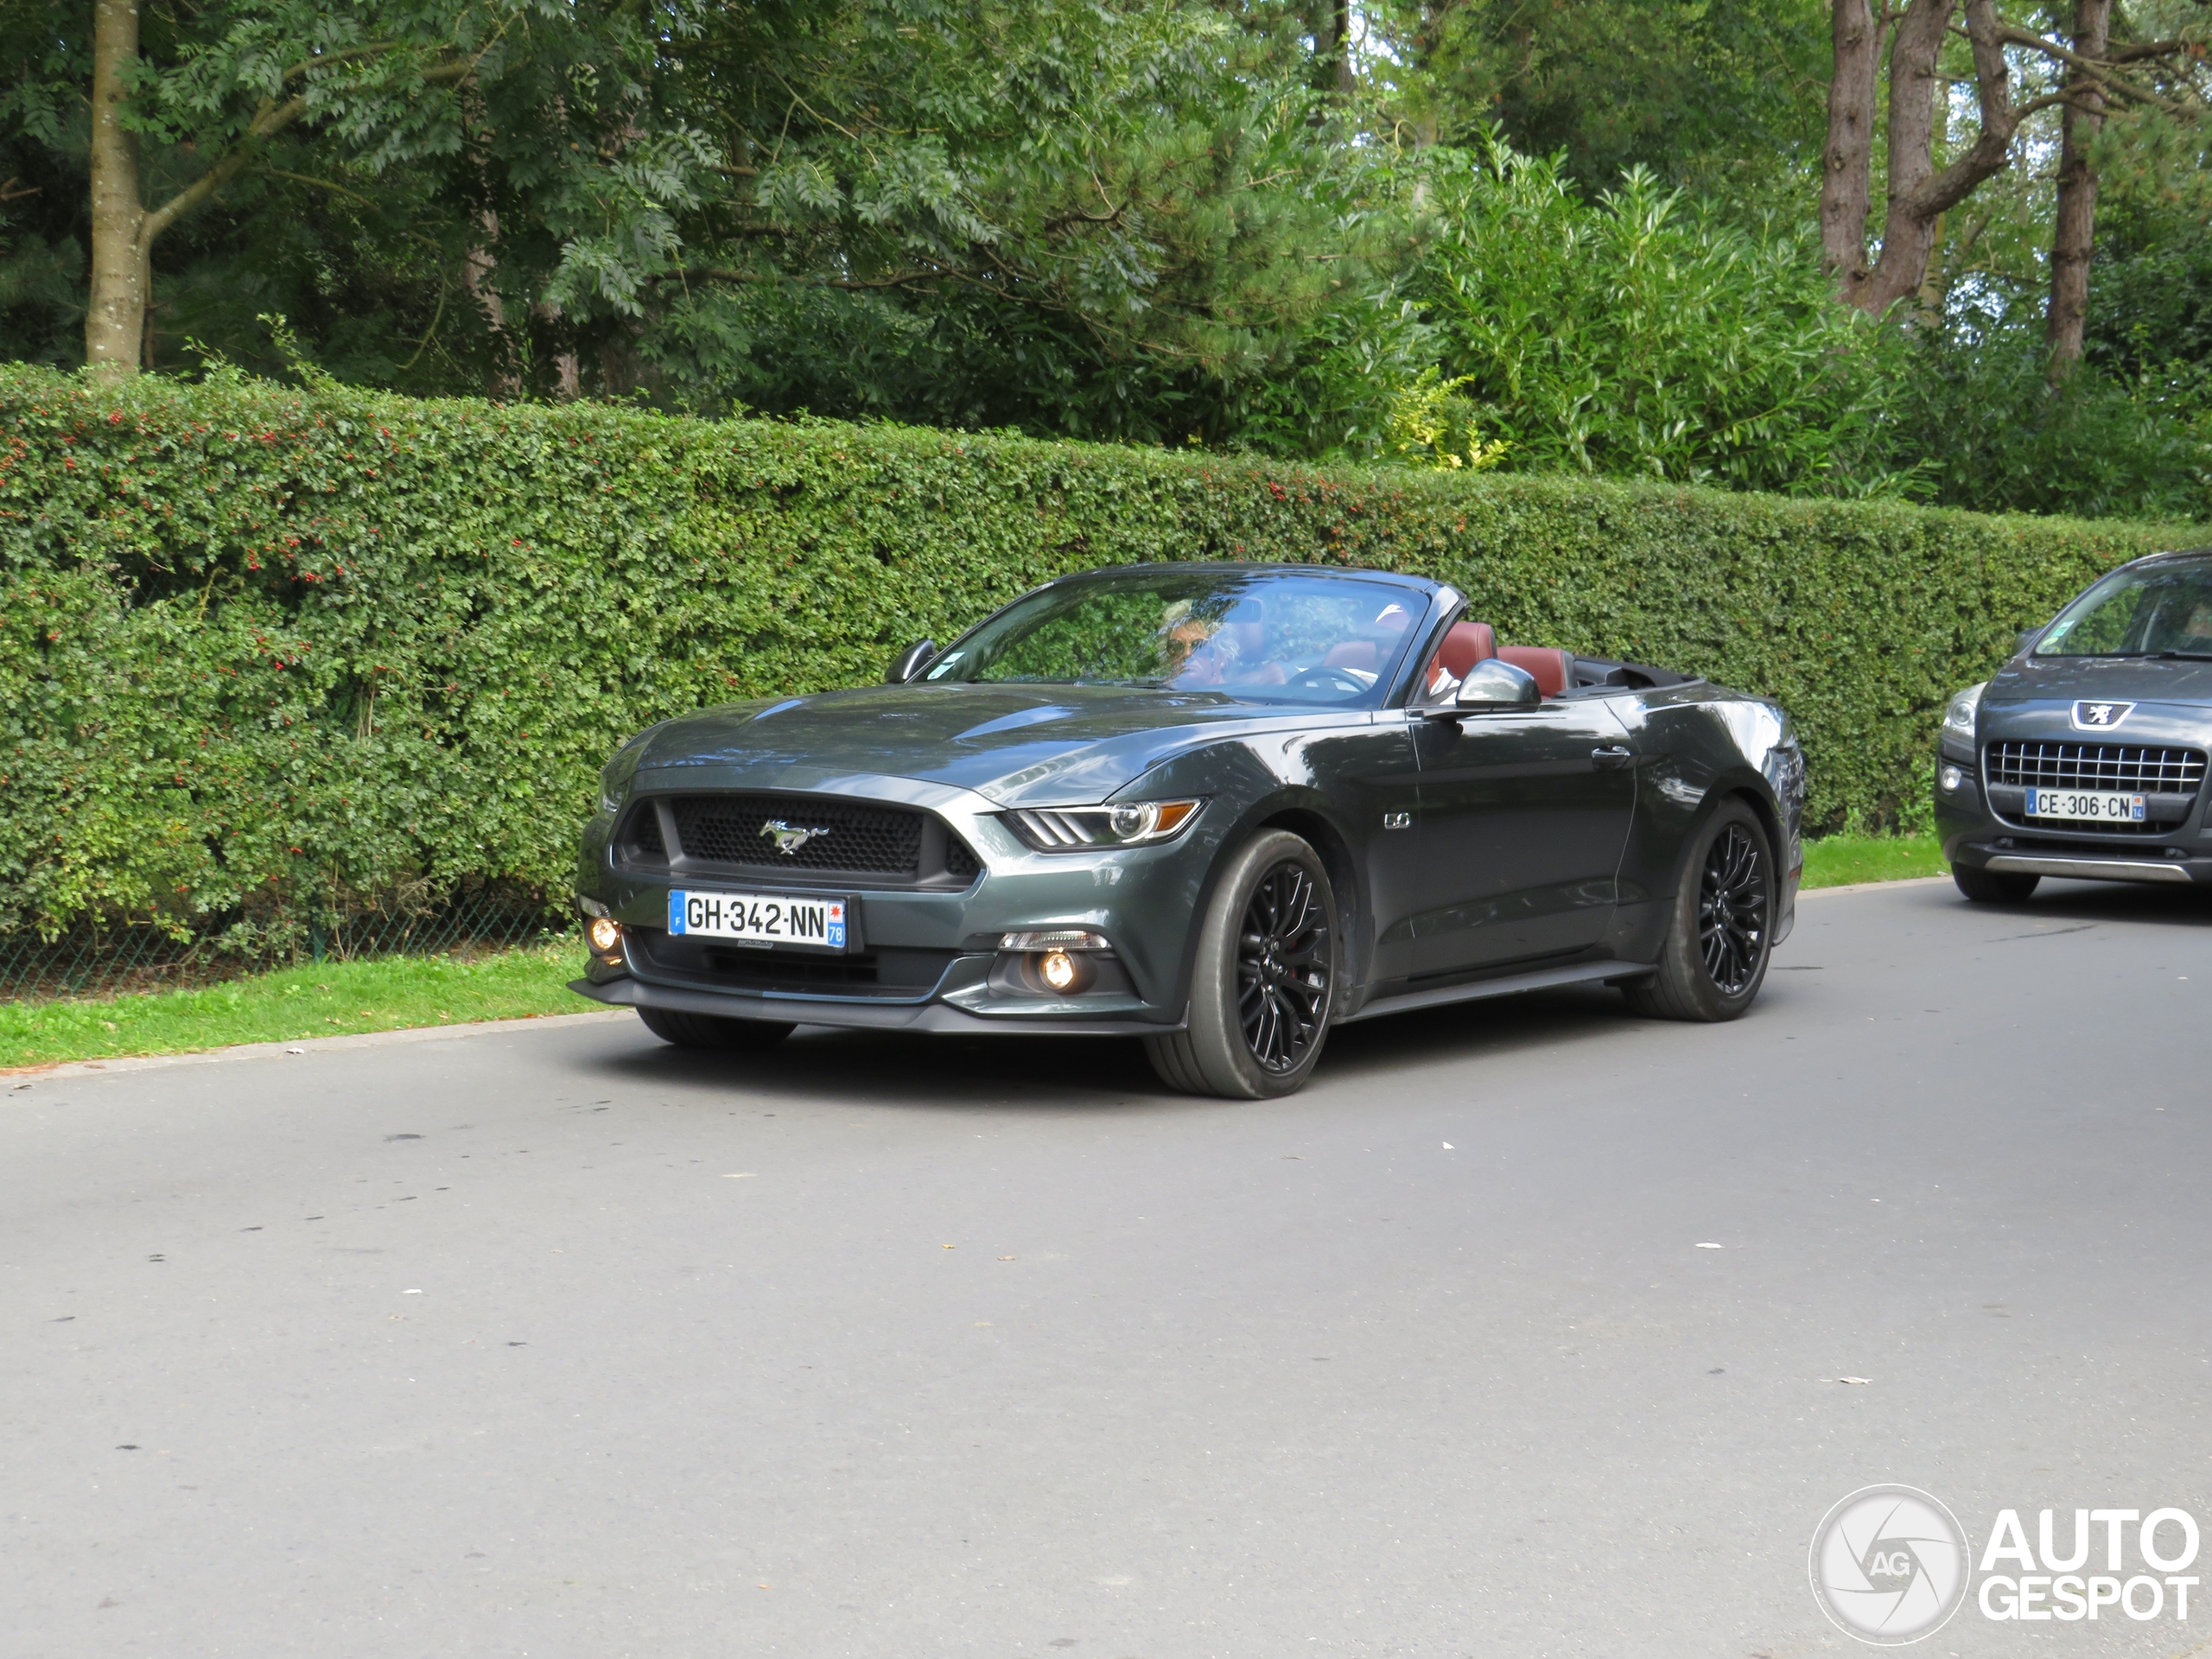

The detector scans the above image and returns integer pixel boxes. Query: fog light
[1036,948,1095,995]
[587,915,623,955]
[1939,764,1965,792]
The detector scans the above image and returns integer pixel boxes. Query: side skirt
[1338,959,1654,1026]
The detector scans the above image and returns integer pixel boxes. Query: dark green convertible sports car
[571,563,1804,1097]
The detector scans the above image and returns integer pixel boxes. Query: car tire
[636,1006,796,1051]
[1950,862,2040,903]
[1143,830,1338,1099]
[1624,798,1774,1022]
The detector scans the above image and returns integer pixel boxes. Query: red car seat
[1423,620,1496,695]
[1494,645,1574,698]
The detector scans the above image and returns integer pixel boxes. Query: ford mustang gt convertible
[1939,546,2212,901]
[570,563,1805,1097]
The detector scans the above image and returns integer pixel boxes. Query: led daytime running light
[1004,798,1204,853]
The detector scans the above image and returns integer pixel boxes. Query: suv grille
[1984,741,2208,796]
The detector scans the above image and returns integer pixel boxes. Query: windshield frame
[2033,555,2212,659]
[916,564,1440,709]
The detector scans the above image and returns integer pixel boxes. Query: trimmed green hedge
[1,364,2194,948]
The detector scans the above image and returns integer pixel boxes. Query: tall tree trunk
[1852,0,2019,316]
[1821,0,1881,299]
[2047,0,2112,377]
[463,210,523,397]
[86,0,146,377]
[1310,0,1354,97]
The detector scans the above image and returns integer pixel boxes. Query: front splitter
[569,976,1181,1037]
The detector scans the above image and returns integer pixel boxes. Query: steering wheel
[1285,664,1368,696]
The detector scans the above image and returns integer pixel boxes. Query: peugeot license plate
[2023,787,2147,823]
[668,889,848,950]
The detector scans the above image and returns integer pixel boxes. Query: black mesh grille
[1985,741,2207,795]
[670,795,922,874]
[944,836,981,882]
[629,931,957,998]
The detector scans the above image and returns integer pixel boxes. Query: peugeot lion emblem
[2072,699,2135,730]
[760,819,830,855]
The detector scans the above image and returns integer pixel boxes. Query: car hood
[630,683,1332,806]
[1989,655,2212,705]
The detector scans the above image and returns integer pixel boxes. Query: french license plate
[668,889,848,950]
[2024,787,2146,823]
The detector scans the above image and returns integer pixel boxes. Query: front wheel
[1951,862,2040,903]
[1144,830,1338,1098]
[1624,798,1773,1022]
[636,1006,796,1052]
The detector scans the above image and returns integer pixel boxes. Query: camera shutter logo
[1809,1485,1970,1644]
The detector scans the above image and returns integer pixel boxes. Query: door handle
[1591,745,1636,770]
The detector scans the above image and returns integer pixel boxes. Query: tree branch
[1897,0,2018,223]
[141,54,480,247]
[1989,25,2202,111]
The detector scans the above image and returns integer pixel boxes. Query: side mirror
[886,639,938,684]
[1449,657,1541,713]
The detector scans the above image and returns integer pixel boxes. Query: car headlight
[1001,799,1205,853]
[1941,683,1983,749]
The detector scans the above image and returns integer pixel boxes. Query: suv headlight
[1002,798,1205,852]
[1941,683,1983,750]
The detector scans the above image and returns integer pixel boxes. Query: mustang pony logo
[760,819,831,855]
[2072,700,2136,730]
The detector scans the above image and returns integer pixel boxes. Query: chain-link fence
[0,883,575,1005]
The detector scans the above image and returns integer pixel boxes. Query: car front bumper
[571,773,1218,1033]
[1936,748,2212,887]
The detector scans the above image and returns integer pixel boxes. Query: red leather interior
[1322,639,1379,673]
[1495,645,1574,697]
[1423,620,1496,694]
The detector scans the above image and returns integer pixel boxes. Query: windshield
[923,569,1426,704]
[2036,558,2212,658]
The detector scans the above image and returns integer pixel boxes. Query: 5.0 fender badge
[2072,699,2136,730]
[760,819,831,855]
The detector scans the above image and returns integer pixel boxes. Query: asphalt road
[6,877,2212,1658]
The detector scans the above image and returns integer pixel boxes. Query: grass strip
[1801,833,1945,889]
[3,838,1949,1069]
[1,940,589,1071]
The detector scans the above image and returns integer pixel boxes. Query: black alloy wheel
[1143,829,1339,1098]
[1624,798,1775,1022]
[1696,823,1768,995]
[1236,860,1333,1073]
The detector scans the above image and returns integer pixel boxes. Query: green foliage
[1382,369,1507,472]
[1884,320,2212,522]
[1356,0,1832,207]
[1404,142,1910,494]
[0,364,2193,944]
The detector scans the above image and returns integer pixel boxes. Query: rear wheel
[1144,830,1337,1098]
[636,1007,796,1052]
[1624,798,1773,1022]
[1951,862,2040,903]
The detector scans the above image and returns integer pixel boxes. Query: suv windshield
[923,569,1426,704]
[2037,557,2212,658]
